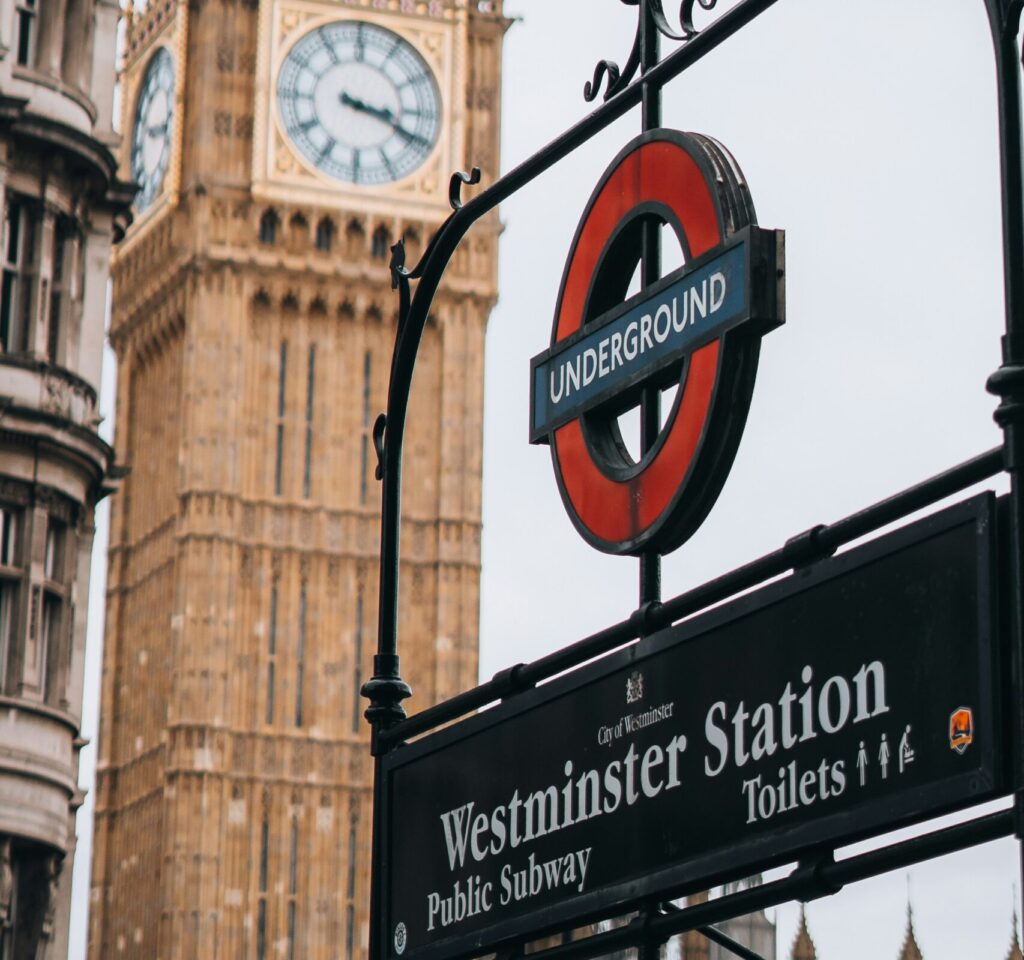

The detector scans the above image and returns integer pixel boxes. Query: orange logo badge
[949,707,974,755]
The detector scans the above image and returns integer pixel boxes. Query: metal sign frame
[363,2,1024,959]
[380,495,1003,960]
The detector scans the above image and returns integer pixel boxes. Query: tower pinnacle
[789,905,817,960]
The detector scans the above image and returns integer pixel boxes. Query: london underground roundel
[529,129,785,556]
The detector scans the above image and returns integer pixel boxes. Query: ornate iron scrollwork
[448,167,482,210]
[584,0,721,102]
[372,413,388,481]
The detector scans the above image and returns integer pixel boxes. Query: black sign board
[380,495,1003,960]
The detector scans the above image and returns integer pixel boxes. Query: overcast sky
[71,1,1024,958]
[480,0,1021,957]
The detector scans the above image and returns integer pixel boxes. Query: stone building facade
[88,1,506,958]
[0,0,131,955]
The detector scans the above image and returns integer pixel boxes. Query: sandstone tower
[0,0,130,955]
[88,1,506,957]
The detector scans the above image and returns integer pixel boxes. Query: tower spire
[897,889,923,960]
[789,904,817,960]
[1006,891,1023,960]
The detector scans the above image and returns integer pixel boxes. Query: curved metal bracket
[449,167,482,210]
[372,414,387,481]
[584,0,721,102]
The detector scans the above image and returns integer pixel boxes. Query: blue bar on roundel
[532,240,749,437]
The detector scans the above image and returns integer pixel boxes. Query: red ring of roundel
[551,135,727,552]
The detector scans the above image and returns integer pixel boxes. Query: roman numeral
[317,29,340,64]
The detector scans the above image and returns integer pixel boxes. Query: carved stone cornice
[171,488,481,568]
[0,99,131,210]
[0,355,98,408]
[0,411,115,503]
[109,258,190,358]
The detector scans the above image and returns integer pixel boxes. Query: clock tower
[87,1,508,958]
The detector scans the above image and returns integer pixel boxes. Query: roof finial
[789,904,817,960]
[898,880,923,960]
[1007,886,1023,960]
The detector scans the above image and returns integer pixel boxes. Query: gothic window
[345,813,358,960]
[303,345,315,499]
[359,350,372,505]
[257,814,269,960]
[404,226,421,262]
[0,507,22,692]
[287,816,299,960]
[265,582,278,725]
[295,584,306,727]
[274,340,287,495]
[314,218,333,253]
[1,196,38,354]
[344,219,363,257]
[287,213,308,252]
[371,225,390,260]
[259,209,279,245]
[14,0,37,67]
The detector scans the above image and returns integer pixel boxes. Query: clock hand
[393,124,429,148]
[339,91,395,126]
[339,92,429,148]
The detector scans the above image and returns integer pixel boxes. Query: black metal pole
[637,10,667,959]
[983,0,1024,931]
[639,0,663,609]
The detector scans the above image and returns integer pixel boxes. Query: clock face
[130,47,176,213]
[276,21,441,186]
